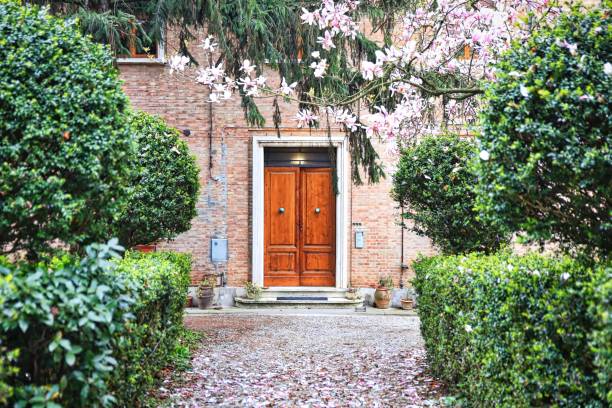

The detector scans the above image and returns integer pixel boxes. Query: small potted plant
[345,288,362,300]
[185,294,193,308]
[197,276,216,309]
[244,281,262,300]
[400,288,416,310]
[374,276,394,309]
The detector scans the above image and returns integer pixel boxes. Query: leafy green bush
[0,244,191,406]
[0,0,133,259]
[0,241,134,406]
[110,250,191,404]
[473,6,612,257]
[392,135,509,254]
[117,111,199,248]
[413,253,611,406]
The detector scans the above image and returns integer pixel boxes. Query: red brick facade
[118,34,435,290]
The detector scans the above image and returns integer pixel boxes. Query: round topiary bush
[0,0,132,258]
[473,5,611,257]
[392,135,509,254]
[117,111,199,248]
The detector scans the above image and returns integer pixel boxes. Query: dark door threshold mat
[276,296,329,301]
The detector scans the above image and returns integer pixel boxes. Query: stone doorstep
[234,296,364,309]
[259,287,349,299]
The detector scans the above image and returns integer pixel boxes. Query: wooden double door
[264,167,336,287]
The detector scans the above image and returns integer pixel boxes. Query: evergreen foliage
[33,0,419,184]
[413,253,611,406]
[392,135,509,254]
[0,242,191,406]
[117,111,199,248]
[110,250,192,404]
[0,241,134,406]
[474,5,612,257]
[0,0,132,259]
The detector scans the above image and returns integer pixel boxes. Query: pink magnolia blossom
[361,61,383,81]
[279,78,298,95]
[240,59,257,75]
[310,59,328,78]
[317,30,336,51]
[168,55,189,73]
[329,107,359,131]
[200,35,218,52]
[300,8,318,25]
[295,109,319,128]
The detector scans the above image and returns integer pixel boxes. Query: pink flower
[330,108,359,131]
[200,35,218,52]
[310,59,328,78]
[240,59,256,75]
[168,55,189,73]
[300,8,317,25]
[279,77,298,95]
[317,30,336,51]
[295,109,319,128]
[361,61,383,80]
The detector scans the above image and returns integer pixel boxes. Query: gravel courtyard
[159,312,444,407]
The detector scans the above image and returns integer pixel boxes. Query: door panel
[264,166,336,287]
[300,168,336,287]
[264,168,300,286]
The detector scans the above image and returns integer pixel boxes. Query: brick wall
[118,31,435,289]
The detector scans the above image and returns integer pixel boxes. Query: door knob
[279,207,285,214]
[315,207,321,214]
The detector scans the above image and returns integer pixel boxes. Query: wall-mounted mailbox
[355,230,365,249]
[211,239,228,262]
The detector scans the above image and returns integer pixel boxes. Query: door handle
[279,207,285,214]
[315,207,321,214]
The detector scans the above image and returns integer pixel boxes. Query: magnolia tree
[167,0,561,149]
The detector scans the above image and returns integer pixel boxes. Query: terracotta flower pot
[185,295,193,308]
[197,287,214,309]
[374,286,391,309]
[400,298,414,310]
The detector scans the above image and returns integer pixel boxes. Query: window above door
[264,147,332,168]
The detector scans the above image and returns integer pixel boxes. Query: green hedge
[413,253,611,406]
[110,250,191,404]
[0,243,191,406]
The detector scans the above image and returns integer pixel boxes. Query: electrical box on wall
[355,230,365,249]
[211,239,228,262]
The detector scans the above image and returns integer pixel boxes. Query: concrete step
[234,296,363,309]
[260,287,349,299]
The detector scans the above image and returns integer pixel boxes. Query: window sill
[116,57,165,65]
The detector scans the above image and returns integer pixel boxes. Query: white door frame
[251,133,349,289]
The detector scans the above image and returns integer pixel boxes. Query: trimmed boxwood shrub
[109,250,191,404]
[392,135,509,254]
[0,241,134,406]
[413,253,611,406]
[0,0,133,259]
[473,5,612,257]
[0,243,191,406]
[117,111,199,248]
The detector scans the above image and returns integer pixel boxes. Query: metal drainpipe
[399,204,408,289]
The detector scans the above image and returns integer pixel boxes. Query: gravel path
[159,313,444,407]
